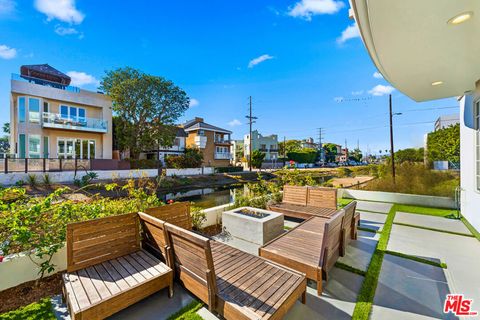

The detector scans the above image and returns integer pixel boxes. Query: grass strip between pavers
[335,261,367,277]
[461,217,480,242]
[384,250,447,269]
[167,300,204,320]
[352,204,397,320]
[358,226,381,234]
[393,222,474,238]
[0,298,55,320]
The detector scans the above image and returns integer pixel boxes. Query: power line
[245,96,257,172]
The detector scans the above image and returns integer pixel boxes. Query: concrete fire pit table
[222,206,284,246]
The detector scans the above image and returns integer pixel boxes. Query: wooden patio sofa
[259,209,345,295]
[267,185,338,220]
[138,205,308,320]
[62,213,174,320]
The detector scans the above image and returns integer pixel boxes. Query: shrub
[250,150,265,169]
[337,167,352,178]
[287,148,317,163]
[166,148,203,168]
[191,206,207,230]
[129,158,161,169]
[27,174,38,188]
[42,174,52,186]
[74,172,99,187]
[427,124,460,164]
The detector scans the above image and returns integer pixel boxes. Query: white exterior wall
[460,95,480,231]
[244,130,279,161]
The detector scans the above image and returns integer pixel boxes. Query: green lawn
[167,301,204,320]
[394,204,458,218]
[0,298,55,320]
[338,198,354,208]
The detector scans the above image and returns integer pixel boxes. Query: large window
[18,97,26,123]
[58,138,95,159]
[18,134,26,158]
[28,135,41,158]
[476,101,480,191]
[60,105,86,122]
[28,98,40,123]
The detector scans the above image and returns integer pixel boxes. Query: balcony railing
[215,152,231,160]
[214,139,231,144]
[42,112,108,133]
[12,73,80,93]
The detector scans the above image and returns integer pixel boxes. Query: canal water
[157,184,244,209]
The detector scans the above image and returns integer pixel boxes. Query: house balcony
[12,73,80,93]
[42,112,108,133]
[215,152,231,160]
[214,139,231,145]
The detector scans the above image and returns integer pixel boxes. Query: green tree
[2,122,9,134]
[279,140,302,156]
[323,143,338,162]
[427,124,460,163]
[250,150,266,169]
[349,148,363,162]
[287,148,317,163]
[395,148,424,163]
[101,67,189,159]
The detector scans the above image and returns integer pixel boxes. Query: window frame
[28,134,41,158]
[18,97,26,123]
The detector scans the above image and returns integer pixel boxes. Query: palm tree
[2,123,9,134]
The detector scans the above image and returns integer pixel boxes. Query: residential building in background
[434,114,460,131]
[337,147,348,163]
[301,137,318,149]
[231,139,244,165]
[10,64,112,159]
[244,130,279,161]
[140,127,187,163]
[183,117,232,167]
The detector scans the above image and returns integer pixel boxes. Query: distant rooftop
[183,117,232,134]
[20,64,71,85]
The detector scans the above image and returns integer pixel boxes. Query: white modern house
[434,114,460,131]
[244,130,279,161]
[350,0,480,231]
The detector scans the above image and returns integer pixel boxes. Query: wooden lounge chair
[144,202,192,230]
[62,213,173,320]
[163,222,307,319]
[267,185,338,220]
[259,210,345,295]
[342,201,358,247]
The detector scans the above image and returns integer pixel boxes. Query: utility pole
[245,96,257,171]
[317,128,324,163]
[389,94,396,184]
[283,136,286,167]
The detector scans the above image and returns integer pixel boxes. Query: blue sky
[0,0,457,155]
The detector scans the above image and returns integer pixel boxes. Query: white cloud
[189,98,199,107]
[0,0,15,15]
[248,54,274,68]
[228,119,242,127]
[67,71,99,87]
[0,44,16,59]
[351,90,363,95]
[288,0,344,20]
[337,22,360,44]
[373,71,383,79]
[368,84,395,96]
[35,0,84,24]
[55,25,78,36]
[334,96,344,102]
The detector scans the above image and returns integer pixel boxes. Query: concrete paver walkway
[356,200,393,213]
[338,230,379,272]
[394,212,471,234]
[388,224,480,313]
[371,254,455,320]
[358,211,387,232]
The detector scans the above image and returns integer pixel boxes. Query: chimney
[195,117,204,123]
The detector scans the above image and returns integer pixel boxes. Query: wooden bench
[267,185,338,220]
[259,210,345,295]
[62,213,173,320]
[139,209,307,320]
[144,202,192,230]
[342,201,358,247]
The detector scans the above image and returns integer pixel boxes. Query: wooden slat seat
[259,210,345,295]
[63,213,173,320]
[267,185,338,220]
[211,241,306,319]
[63,250,172,319]
[149,217,308,320]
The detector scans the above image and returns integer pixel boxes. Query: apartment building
[183,117,232,167]
[244,130,279,161]
[434,114,460,131]
[10,64,112,159]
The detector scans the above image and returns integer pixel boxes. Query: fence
[0,158,161,174]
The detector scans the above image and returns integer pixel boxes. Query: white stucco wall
[460,95,480,231]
